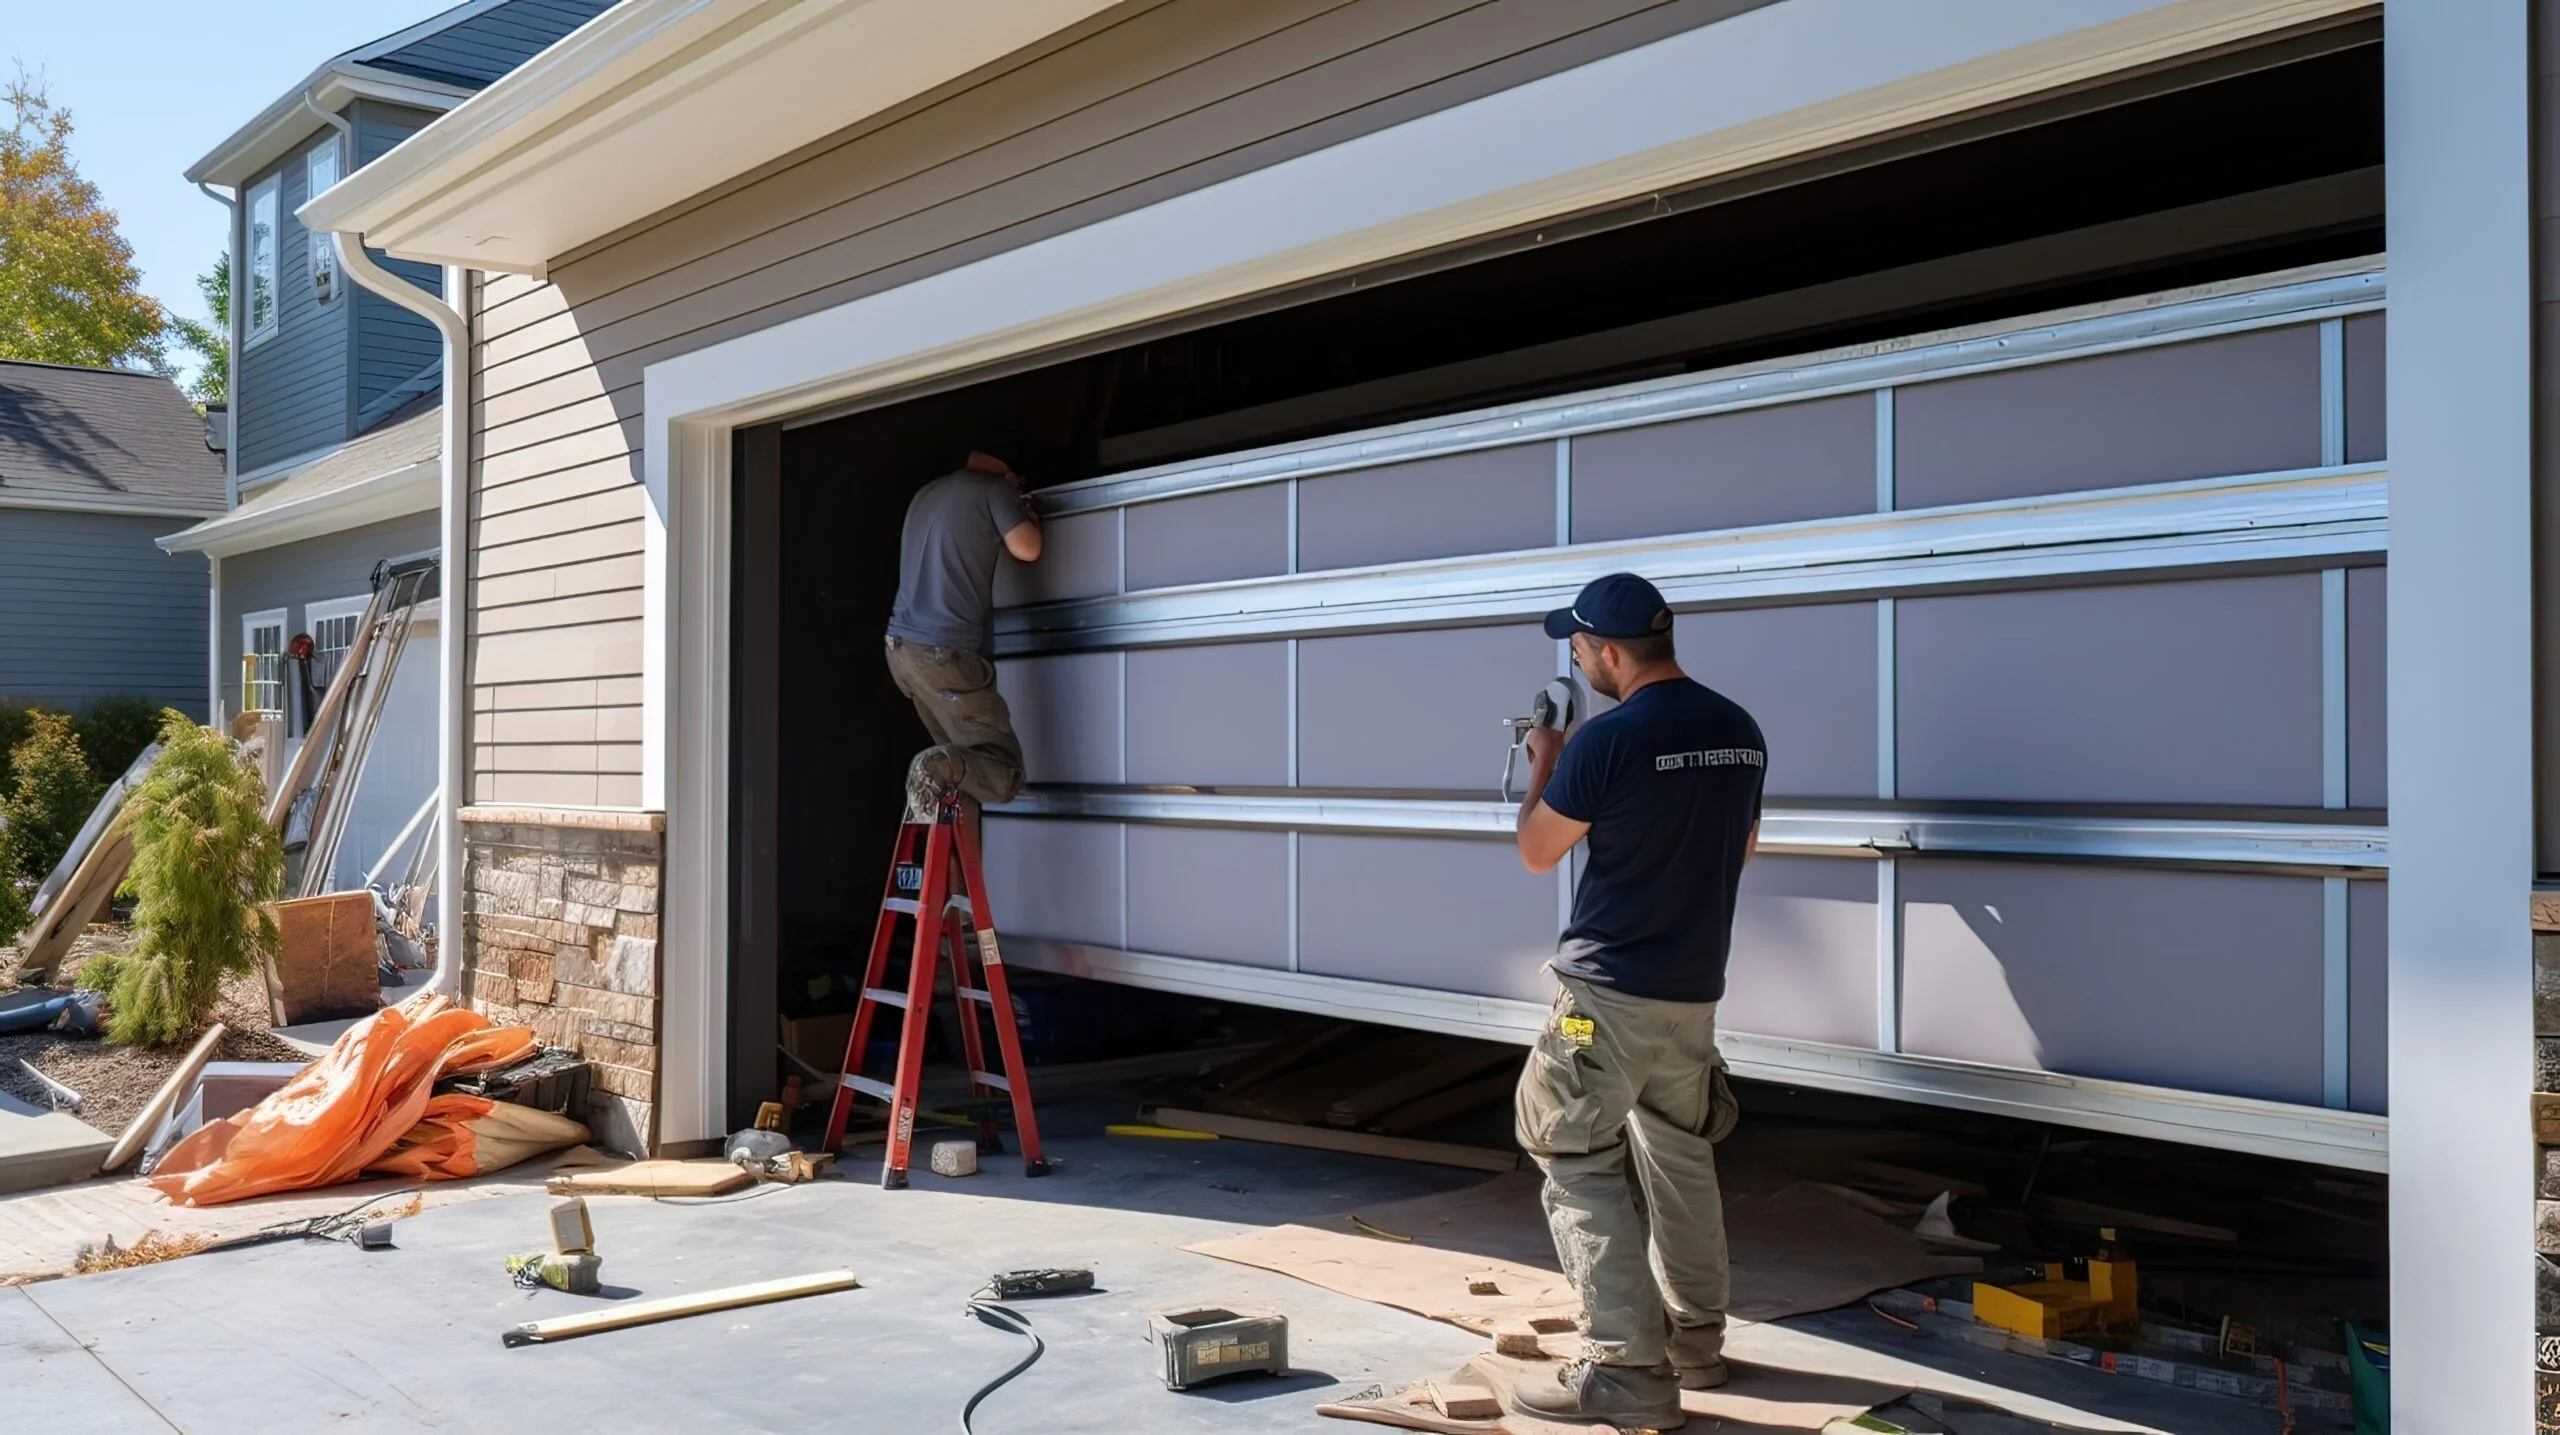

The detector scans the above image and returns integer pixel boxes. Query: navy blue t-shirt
[1541,678,1766,1003]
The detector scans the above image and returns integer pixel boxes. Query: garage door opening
[729,36,2383,1129]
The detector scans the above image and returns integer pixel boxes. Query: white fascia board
[637,0,2374,471]
[297,0,1129,274]
[0,490,222,520]
[156,458,438,558]
[188,63,472,189]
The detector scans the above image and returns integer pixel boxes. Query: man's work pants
[1513,973,1738,1371]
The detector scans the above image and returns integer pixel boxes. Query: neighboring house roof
[160,401,441,558]
[0,361,225,518]
[186,0,618,189]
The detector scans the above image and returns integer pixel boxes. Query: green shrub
[104,712,280,1046]
[0,699,47,794]
[0,857,25,951]
[3,711,96,886]
[74,693,161,782]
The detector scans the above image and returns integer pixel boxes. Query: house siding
[0,509,207,717]
[366,0,616,90]
[466,0,1771,807]
[236,125,355,475]
[217,511,441,720]
[353,102,450,428]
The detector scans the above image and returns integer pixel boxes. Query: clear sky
[10,1,447,383]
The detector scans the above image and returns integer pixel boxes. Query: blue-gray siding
[216,511,440,720]
[353,102,447,425]
[0,509,208,717]
[234,123,351,474]
[366,0,614,89]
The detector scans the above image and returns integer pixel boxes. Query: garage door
[980,261,2389,1169]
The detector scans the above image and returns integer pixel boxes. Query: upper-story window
[306,141,340,305]
[245,174,279,343]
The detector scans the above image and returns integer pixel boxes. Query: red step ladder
[822,793,1048,1187]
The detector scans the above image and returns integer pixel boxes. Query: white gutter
[156,457,437,558]
[332,231,468,1000]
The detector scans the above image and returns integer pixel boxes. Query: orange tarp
[150,992,585,1207]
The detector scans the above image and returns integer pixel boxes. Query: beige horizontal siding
[463,0,1746,808]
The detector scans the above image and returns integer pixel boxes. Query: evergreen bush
[3,711,96,886]
[104,712,280,1046]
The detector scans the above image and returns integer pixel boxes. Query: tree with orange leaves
[0,75,164,371]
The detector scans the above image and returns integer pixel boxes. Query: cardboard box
[270,891,383,1025]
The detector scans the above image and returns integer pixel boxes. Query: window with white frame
[245,175,279,342]
[305,141,340,305]
[305,594,370,693]
[241,609,286,715]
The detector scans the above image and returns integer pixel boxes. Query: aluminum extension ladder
[820,792,1049,1187]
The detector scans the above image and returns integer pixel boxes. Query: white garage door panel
[1127,826,1290,969]
[980,817,1121,946]
[2348,565,2387,808]
[330,620,439,914]
[993,508,1120,608]
[2349,880,2387,1116]
[1297,834,1555,1001]
[1297,445,1554,572]
[1676,603,1876,799]
[998,651,1121,785]
[1900,861,2325,1106]
[1897,574,2324,806]
[1127,643,1288,787]
[1298,624,1553,791]
[1721,855,1877,1047]
[1125,484,1288,590]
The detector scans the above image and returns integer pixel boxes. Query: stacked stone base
[2536,896,2560,1427]
[460,806,665,1157]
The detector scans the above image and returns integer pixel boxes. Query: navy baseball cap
[1543,572,1673,641]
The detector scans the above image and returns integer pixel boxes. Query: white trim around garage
[631,0,2380,1149]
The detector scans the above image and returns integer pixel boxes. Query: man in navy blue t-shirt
[1506,571,1764,1428]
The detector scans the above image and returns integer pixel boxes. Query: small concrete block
[930,1140,979,1177]
[1427,1382,1500,1420]
[2540,1201,2560,1257]
[1465,1273,1502,1296]
[0,1092,110,1195]
[1492,1322,1546,1358]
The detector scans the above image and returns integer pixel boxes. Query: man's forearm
[1514,750,1559,835]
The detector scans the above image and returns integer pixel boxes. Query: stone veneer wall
[458,806,666,1157]
[2535,894,2560,1425]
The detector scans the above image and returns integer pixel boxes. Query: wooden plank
[16,829,134,983]
[101,1024,227,1174]
[501,1268,858,1346]
[1327,1042,1520,1126]
[1147,1107,1520,1173]
[547,1159,755,1197]
[1374,1069,1518,1136]
[1426,1381,1501,1420]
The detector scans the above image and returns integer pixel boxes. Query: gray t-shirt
[886,467,1027,652]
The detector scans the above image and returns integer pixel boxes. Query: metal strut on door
[266,554,438,900]
[822,792,1049,1187]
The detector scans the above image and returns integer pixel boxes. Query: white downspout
[332,231,468,999]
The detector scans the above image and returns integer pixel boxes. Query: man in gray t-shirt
[885,452,1044,817]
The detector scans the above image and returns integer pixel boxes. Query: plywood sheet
[1900,861,2325,1105]
[1571,394,1874,542]
[1676,603,1875,798]
[1127,826,1290,968]
[1297,835,1556,999]
[1297,446,1554,572]
[1127,642,1288,786]
[1723,856,1878,1048]
[1298,624,1553,791]
[1894,325,2322,508]
[1126,485,1288,590]
[1896,575,2322,806]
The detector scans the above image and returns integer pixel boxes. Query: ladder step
[840,1074,896,1102]
[968,1070,1012,1093]
[883,895,975,917]
[861,987,909,1008]
[957,986,994,1004]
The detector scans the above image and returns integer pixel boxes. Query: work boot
[906,747,967,818]
[1666,1323,1727,1390]
[1505,1358,1686,1430]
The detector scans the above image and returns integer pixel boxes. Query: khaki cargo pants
[884,637,1026,807]
[1515,973,1739,1372]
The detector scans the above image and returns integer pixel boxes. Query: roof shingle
[0,361,224,510]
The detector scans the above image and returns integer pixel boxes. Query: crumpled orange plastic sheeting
[370,1094,591,1182]
[150,991,542,1207]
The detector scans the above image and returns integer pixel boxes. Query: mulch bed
[0,926,313,1139]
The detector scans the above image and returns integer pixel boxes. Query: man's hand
[1514,721,1586,873]
[1524,724,1565,767]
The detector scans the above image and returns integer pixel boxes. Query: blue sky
[12,1,443,381]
